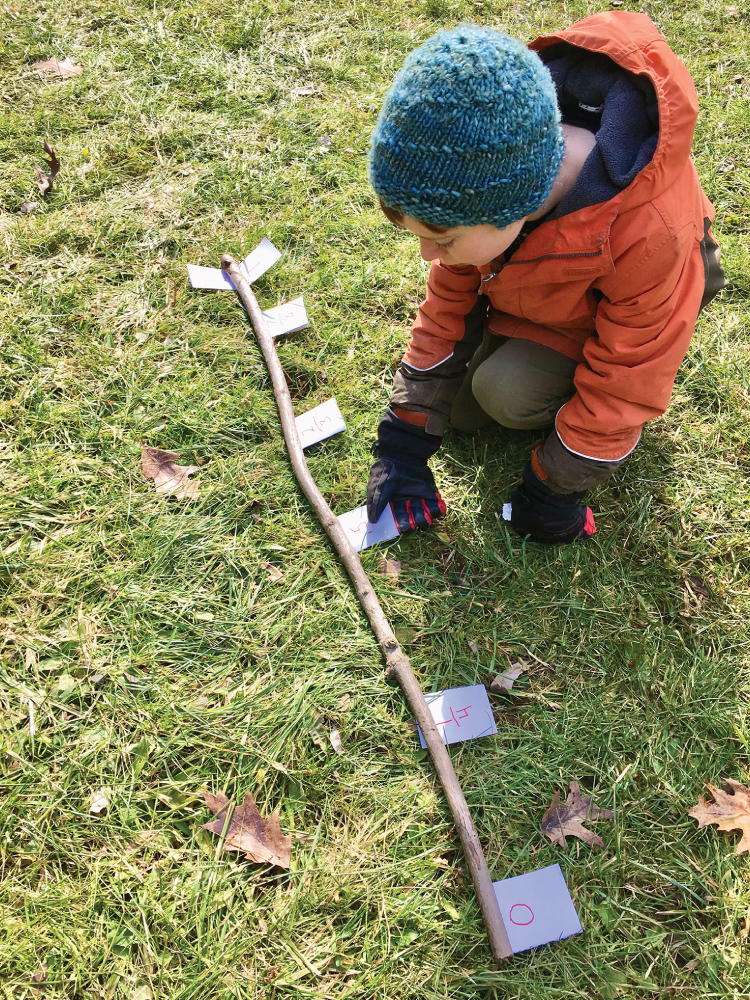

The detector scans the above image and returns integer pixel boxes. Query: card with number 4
[416,684,497,748]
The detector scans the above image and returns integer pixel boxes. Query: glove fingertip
[389,502,402,535]
[583,507,596,536]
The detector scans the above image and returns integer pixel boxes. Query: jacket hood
[529,12,700,210]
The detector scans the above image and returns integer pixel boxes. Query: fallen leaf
[337,693,354,712]
[201,790,291,868]
[34,140,60,196]
[32,56,83,78]
[684,959,699,972]
[329,729,342,753]
[467,639,480,655]
[541,781,614,849]
[378,557,401,581]
[141,445,201,500]
[686,575,710,598]
[19,201,38,214]
[395,626,418,645]
[688,779,750,854]
[489,664,525,694]
[319,134,332,146]
[260,561,284,583]
[127,829,161,851]
[292,85,316,96]
[310,721,327,749]
[89,788,111,815]
[25,648,36,670]
[31,965,47,984]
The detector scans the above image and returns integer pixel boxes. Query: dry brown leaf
[34,140,60,196]
[489,664,525,694]
[541,781,614,849]
[32,56,83,78]
[378,557,401,581]
[201,790,291,868]
[31,965,47,984]
[260,561,284,583]
[141,445,201,500]
[19,201,38,214]
[688,779,750,854]
[686,575,710,598]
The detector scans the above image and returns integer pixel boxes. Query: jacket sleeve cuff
[536,431,628,494]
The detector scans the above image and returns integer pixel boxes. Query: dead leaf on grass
[489,664,525,694]
[89,788,111,815]
[19,201,38,214]
[292,85,316,96]
[141,445,201,500]
[329,728,342,753]
[541,781,614,849]
[201,790,291,868]
[688,779,750,854]
[260,561,284,584]
[127,829,162,851]
[32,56,83,78]
[34,140,60,196]
[686,575,710,598]
[395,626,418,645]
[378,557,401,581]
[310,718,327,749]
[467,639,480,655]
[31,965,47,984]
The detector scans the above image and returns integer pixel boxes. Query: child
[366,13,724,544]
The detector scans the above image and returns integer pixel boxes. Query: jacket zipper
[481,247,605,283]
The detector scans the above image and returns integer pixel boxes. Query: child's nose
[419,239,444,262]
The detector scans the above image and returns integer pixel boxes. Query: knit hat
[369,26,564,230]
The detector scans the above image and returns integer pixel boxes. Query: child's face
[400,215,527,267]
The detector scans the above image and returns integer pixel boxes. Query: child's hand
[504,462,596,545]
[367,457,446,533]
[367,408,446,534]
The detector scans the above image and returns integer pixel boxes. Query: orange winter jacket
[396,12,718,463]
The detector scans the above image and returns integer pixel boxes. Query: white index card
[492,864,583,954]
[417,684,497,748]
[187,238,281,290]
[337,504,399,552]
[295,398,346,449]
[241,238,282,283]
[187,264,236,291]
[263,296,309,338]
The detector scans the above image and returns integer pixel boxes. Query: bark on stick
[221,254,512,962]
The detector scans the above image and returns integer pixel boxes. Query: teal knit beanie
[369,26,564,230]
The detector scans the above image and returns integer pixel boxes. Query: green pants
[450,332,579,433]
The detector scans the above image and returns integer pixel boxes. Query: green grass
[1,0,749,996]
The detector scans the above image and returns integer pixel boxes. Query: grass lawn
[1,0,750,996]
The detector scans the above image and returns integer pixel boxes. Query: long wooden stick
[222,254,512,962]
